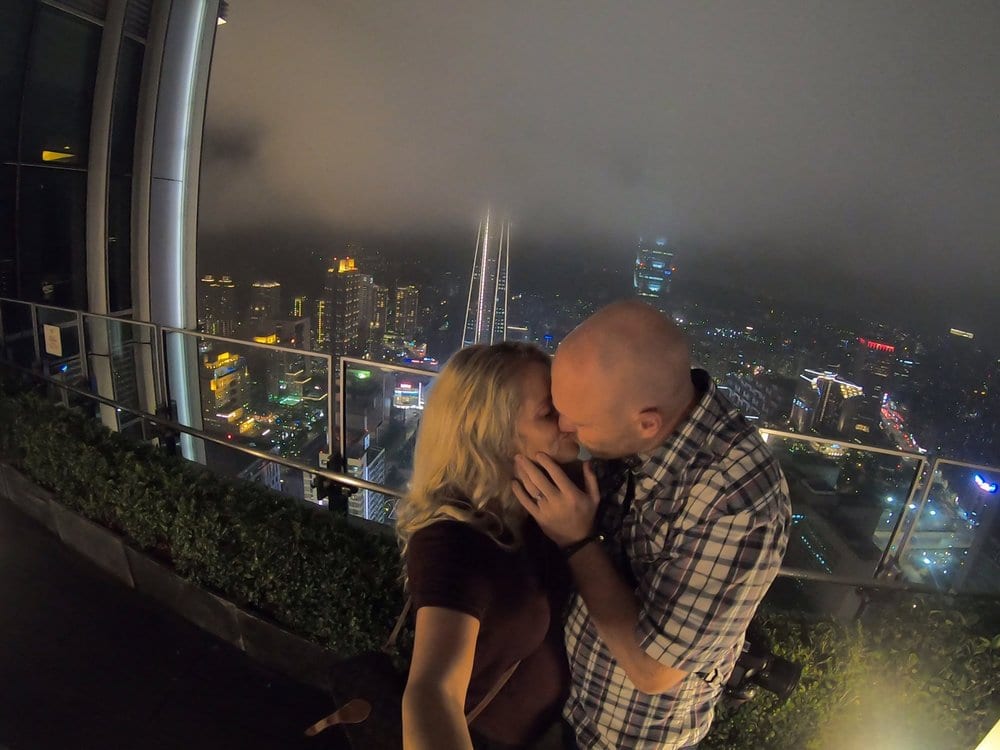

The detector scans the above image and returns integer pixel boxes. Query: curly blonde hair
[396,342,551,555]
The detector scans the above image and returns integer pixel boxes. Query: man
[513,300,790,749]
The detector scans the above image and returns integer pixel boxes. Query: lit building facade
[199,274,237,336]
[394,285,420,339]
[249,281,281,335]
[791,369,864,434]
[462,211,510,347]
[634,238,675,307]
[324,257,361,362]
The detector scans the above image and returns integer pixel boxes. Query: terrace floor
[0,497,349,750]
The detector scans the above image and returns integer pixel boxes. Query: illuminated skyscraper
[324,257,361,361]
[634,238,675,307]
[249,281,281,334]
[462,211,510,348]
[394,285,420,339]
[199,274,237,336]
[291,295,308,319]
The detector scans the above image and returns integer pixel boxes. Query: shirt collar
[632,369,721,479]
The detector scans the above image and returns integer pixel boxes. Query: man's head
[551,300,696,459]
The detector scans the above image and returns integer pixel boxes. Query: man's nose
[558,413,576,433]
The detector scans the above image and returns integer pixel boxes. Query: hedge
[1,378,998,749]
[0,382,404,656]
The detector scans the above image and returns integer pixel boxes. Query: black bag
[304,599,518,747]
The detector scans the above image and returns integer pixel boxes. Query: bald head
[552,301,697,457]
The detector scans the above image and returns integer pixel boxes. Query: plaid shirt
[563,369,791,749]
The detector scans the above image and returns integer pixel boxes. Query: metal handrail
[0,359,402,498]
[759,426,926,460]
[4,360,996,598]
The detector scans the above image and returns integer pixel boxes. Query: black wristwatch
[561,533,605,559]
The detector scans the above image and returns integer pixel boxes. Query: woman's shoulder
[408,518,499,558]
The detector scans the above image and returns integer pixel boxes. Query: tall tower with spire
[462,211,510,348]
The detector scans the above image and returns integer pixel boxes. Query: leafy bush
[703,596,1000,750]
[0,388,404,655]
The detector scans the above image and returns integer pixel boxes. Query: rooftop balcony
[1,295,999,749]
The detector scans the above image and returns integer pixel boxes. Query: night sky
[199,1,1000,338]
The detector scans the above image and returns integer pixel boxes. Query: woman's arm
[402,605,480,750]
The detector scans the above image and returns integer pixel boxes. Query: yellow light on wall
[41,150,75,162]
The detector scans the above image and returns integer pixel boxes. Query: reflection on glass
[761,433,922,612]
[18,167,88,307]
[342,359,434,524]
[898,463,1000,595]
[0,166,15,296]
[0,0,34,161]
[18,5,101,166]
[0,299,36,368]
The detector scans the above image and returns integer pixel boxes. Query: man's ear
[636,408,663,439]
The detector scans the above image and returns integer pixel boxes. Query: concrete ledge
[50,501,135,588]
[237,609,335,692]
[2,466,57,533]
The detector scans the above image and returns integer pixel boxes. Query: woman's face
[515,361,579,464]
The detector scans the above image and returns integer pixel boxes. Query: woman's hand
[512,454,600,547]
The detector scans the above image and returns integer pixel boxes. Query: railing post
[886,457,940,581]
[338,356,346,459]
[874,456,928,581]
[29,303,40,366]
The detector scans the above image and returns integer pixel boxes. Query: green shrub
[0,389,404,655]
[703,595,1000,750]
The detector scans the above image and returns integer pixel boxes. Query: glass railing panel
[760,431,924,593]
[163,329,333,504]
[340,357,435,524]
[32,304,91,405]
[0,297,36,369]
[895,460,1000,595]
[82,313,160,430]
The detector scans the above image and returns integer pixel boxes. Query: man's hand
[512,454,600,547]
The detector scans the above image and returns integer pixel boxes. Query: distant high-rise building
[791,369,864,434]
[200,350,248,432]
[373,285,389,332]
[462,211,510,348]
[291,295,308,319]
[315,299,329,348]
[852,336,897,400]
[199,274,238,336]
[324,257,361,362]
[357,275,376,347]
[394,285,420,339]
[249,281,281,334]
[634,238,675,308]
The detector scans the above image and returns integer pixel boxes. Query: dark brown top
[407,518,571,748]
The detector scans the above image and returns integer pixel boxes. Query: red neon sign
[859,337,895,353]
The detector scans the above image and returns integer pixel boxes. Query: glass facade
[1,1,144,311]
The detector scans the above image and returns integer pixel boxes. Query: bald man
[514,301,791,749]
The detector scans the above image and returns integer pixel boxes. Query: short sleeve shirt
[563,369,791,749]
[407,519,571,747]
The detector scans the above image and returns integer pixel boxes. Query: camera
[724,622,802,707]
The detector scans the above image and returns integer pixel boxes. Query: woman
[397,342,579,750]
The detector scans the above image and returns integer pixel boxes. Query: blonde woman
[398,342,580,750]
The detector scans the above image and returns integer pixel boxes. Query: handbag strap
[383,596,521,723]
[382,596,412,653]
[465,660,520,723]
